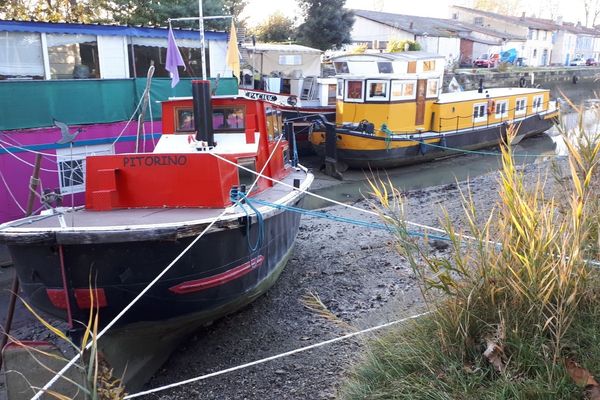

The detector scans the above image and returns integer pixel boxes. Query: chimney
[410,21,414,29]
[556,16,563,25]
[521,12,526,19]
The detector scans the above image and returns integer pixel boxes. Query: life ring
[519,77,526,87]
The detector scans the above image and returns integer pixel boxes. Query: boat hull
[3,190,307,388]
[312,112,556,169]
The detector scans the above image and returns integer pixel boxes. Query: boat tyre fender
[487,99,496,115]
[519,76,526,87]
[572,74,579,84]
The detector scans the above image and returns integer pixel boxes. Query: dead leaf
[566,359,599,387]
[585,384,600,400]
[483,339,505,372]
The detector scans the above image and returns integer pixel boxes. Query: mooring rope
[123,310,432,399]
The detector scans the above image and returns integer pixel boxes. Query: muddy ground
[1,147,565,399]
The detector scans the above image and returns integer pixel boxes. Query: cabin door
[415,79,427,126]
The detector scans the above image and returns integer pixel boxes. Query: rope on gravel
[123,310,432,399]
[249,198,451,242]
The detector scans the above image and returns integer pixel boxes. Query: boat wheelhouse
[309,52,559,171]
[0,80,313,388]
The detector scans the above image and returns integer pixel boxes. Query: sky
[240,0,588,28]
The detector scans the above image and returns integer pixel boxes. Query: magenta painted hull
[0,121,161,224]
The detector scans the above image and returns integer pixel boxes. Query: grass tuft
[342,111,600,399]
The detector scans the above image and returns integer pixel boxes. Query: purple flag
[166,26,186,88]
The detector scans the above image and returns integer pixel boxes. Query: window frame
[336,79,344,99]
[237,157,257,187]
[56,144,114,195]
[344,80,365,103]
[426,79,439,98]
[174,107,195,133]
[515,97,527,116]
[473,103,488,123]
[390,79,417,101]
[495,100,509,118]
[365,79,390,102]
[532,95,544,112]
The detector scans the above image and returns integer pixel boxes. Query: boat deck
[0,168,312,233]
[436,87,546,104]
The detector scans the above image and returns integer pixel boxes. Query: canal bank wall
[445,67,600,102]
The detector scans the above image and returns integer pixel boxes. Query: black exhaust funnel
[192,80,215,147]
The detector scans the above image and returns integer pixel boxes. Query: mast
[198,0,207,80]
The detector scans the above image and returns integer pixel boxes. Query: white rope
[0,142,59,173]
[0,168,26,214]
[31,132,285,400]
[124,310,431,399]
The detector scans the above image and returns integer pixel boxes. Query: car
[570,57,586,66]
[473,53,499,68]
[586,58,598,66]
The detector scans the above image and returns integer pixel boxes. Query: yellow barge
[309,52,559,170]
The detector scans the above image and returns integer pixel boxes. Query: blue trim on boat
[0,20,226,40]
[0,133,162,155]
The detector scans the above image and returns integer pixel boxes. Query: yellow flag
[226,20,240,82]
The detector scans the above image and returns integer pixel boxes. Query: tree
[104,0,247,29]
[386,39,420,53]
[583,0,600,27]
[296,0,354,51]
[473,0,523,16]
[0,0,107,23]
[251,12,296,42]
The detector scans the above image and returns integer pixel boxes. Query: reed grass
[342,114,600,399]
[8,283,126,399]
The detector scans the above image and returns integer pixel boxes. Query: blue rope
[250,198,451,242]
[230,188,264,252]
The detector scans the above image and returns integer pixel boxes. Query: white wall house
[350,10,466,63]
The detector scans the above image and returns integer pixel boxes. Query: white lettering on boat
[243,91,278,102]
[123,155,188,167]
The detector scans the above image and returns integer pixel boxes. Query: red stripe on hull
[169,255,265,294]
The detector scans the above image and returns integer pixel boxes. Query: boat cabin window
[515,97,527,115]
[377,62,393,73]
[495,100,508,118]
[237,157,257,187]
[532,95,544,112]
[473,103,488,123]
[345,80,364,102]
[423,60,436,72]
[175,108,195,132]
[390,80,416,101]
[334,62,349,74]
[265,106,281,140]
[336,79,344,99]
[328,84,337,105]
[426,79,439,98]
[407,61,417,73]
[213,106,245,131]
[366,80,389,101]
[265,107,274,140]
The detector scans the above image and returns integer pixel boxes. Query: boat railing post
[284,121,297,167]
